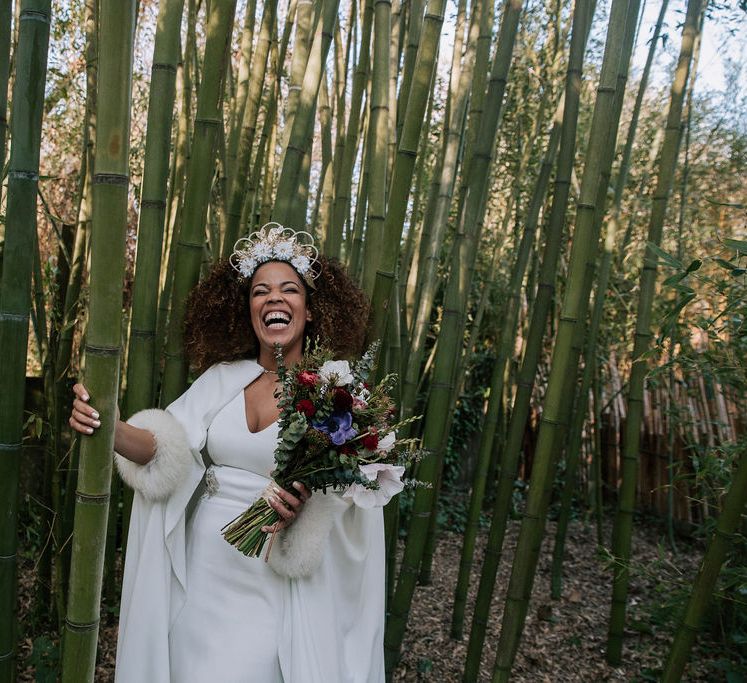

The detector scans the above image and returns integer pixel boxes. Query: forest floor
[16,514,736,682]
[394,516,733,682]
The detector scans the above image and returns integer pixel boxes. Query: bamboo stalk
[462,0,595,673]
[451,94,563,640]
[124,0,185,422]
[359,0,391,295]
[159,0,238,406]
[490,0,640,674]
[366,0,446,342]
[222,0,277,254]
[60,1,136,679]
[225,0,257,189]
[0,0,11,209]
[0,2,52,676]
[384,0,525,672]
[662,449,747,681]
[550,0,664,594]
[607,0,704,662]
[399,0,491,415]
[273,0,340,227]
[330,0,373,259]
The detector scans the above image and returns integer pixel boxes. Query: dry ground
[17,517,735,681]
[394,518,728,682]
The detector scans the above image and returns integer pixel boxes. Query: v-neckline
[240,388,278,435]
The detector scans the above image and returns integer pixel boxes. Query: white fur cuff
[114,409,193,501]
[267,492,337,578]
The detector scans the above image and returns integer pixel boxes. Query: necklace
[261,367,278,375]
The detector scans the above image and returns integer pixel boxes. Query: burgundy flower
[332,387,354,413]
[339,444,357,456]
[297,370,319,387]
[296,399,316,417]
[361,430,379,451]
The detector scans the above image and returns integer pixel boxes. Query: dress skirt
[169,464,287,682]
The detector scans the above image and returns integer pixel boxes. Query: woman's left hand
[263,481,311,532]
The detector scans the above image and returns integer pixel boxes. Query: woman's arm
[70,383,156,465]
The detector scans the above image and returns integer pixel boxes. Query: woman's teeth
[264,311,291,329]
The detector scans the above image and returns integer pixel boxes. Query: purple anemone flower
[314,411,358,446]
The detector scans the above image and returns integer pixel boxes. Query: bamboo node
[20,10,50,23]
[93,173,128,186]
[0,311,28,323]
[74,491,110,505]
[64,617,100,633]
[152,62,177,74]
[84,343,121,357]
[141,199,167,210]
[8,170,39,181]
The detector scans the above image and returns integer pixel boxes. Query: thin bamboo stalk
[159,0,238,406]
[607,0,703,662]
[312,72,334,236]
[273,0,340,226]
[395,0,424,138]
[222,0,277,254]
[0,0,11,209]
[662,448,747,680]
[451,95,563,640]
[124,0,185,421]
[247,0,294,228]
[60,0,136,679]
[359,0,391,295]
[550,0,663,593]
[0,2,51,676]
[399,0,491,416]
[225,0,257,189]
[348,103,371,279]
[385,0,525,672]
[489,0,640,675]
[462,0,595,673]
[280,0,314,159]
[366,0,446,341]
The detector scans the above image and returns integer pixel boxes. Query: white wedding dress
[114,360,386,683]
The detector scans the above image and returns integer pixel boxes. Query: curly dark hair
[183,256,370,373]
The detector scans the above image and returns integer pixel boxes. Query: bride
[69,225,385,682]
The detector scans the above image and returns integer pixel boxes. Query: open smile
[263,310,292,330]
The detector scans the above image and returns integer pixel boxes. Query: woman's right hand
[69,383,102,435]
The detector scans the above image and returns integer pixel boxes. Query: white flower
[342,463,405,509]
[377,432,396,453]
[319,360,353,386]
[273,240,295,259]
[238,256,258,277]
[291,254,311,274]
[254,242,273,262]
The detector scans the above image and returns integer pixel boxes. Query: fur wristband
[114,409,192,501]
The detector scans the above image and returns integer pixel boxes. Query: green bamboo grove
[0,0,745,679]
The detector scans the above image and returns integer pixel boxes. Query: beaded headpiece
[230,222,320,287]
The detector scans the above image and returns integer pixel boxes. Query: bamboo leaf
[724,238,747,254]
[646,241,682,269]
[714,257,737,270]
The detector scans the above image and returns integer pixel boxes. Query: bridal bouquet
[222,342,420,558]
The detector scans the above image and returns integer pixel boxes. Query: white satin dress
[169,390,286,680]
[115,360,386,683]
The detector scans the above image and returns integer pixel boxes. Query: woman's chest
[205,391,279,475]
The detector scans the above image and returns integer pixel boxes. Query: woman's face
[249,261,311,358]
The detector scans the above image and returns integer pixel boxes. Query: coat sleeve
[114,409,193,501]
[113,362,238,499]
